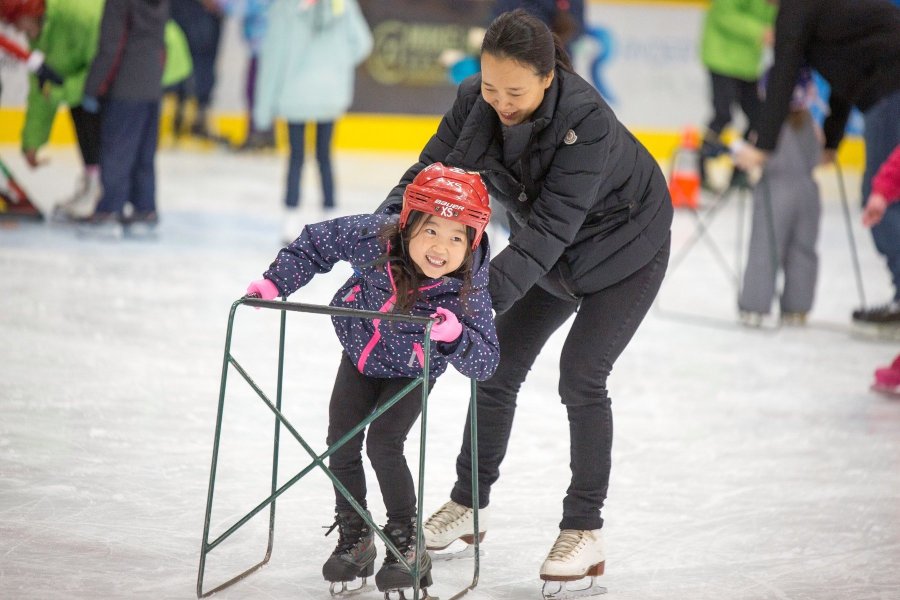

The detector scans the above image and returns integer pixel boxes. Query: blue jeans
[863,88,900,299]
[450,237,670,531]
[96,98,161,216]
[285,121,335,209]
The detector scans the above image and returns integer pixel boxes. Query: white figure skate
[539,529,607,599]
[53,172,101,221]
[422,500,488,560]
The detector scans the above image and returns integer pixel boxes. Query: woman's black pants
[450,238,670,531]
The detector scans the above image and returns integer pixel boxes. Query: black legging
[70,105,101,167]
[327,353,433,522]
[450,237,670,531]
[707,71,762,137]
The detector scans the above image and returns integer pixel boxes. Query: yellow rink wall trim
[0,107,864,168]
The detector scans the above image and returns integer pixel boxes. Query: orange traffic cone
[668,127,701,209]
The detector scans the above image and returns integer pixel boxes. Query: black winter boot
[375,518,433,593]
[322,510,377,585]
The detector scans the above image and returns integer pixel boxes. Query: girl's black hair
[378,211,476,313]
[481,8,574,76]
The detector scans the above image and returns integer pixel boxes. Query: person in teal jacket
[699,0,776,187]
[253,0,372,243]
[0,0,191,220]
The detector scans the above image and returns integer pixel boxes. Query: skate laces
[383,522,417,565]
[423,500,469,533]
[324,513,369,554]
[546,530,588,561]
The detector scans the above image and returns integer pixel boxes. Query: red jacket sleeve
[873,145,900,203]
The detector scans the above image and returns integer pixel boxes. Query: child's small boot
[871,354,900,396]
[322,510,376,592]
[375,518,433,594]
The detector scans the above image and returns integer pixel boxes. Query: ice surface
[1,145,899,599]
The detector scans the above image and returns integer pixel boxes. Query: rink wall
[0,0,864,167]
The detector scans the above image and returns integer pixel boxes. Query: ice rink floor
[1,145,899,600]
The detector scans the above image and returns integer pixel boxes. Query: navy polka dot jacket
[263,213,500,381]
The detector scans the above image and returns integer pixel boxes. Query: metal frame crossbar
[197,297,481,599]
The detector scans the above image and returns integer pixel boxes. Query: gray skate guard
[196,297,482,600]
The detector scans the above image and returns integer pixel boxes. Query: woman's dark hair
[481,8,573,76]
[378,211,476,313]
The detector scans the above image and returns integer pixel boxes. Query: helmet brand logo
[434,199,465,218]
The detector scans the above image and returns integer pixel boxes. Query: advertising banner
[352,0,492,115]
[350,1,711,128]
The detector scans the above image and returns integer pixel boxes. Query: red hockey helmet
[400,163,491,250]
[0,0,45,23]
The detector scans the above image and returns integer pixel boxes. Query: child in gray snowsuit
[738,68,822,326]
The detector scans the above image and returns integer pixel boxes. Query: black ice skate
[375,519,433,599]
[851,301,900,341]
[322,510,377,595]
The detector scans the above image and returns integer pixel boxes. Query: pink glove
[246,278,279,300]
[430,307,462,343]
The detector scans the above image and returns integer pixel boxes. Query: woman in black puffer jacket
[380,9,672,586]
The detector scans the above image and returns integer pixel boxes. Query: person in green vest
[699,0,776,188]
[0,0,190,221]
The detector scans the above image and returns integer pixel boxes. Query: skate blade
[381,586,434,600]
[328,577,372,596]
[427,538,482,561]
[870,383,900,398]
[50,207,89,224]
[849,320,900,342]
[541,577,607,600]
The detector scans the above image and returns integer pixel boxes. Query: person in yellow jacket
[0,0,190,220]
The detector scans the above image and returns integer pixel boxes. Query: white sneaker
[54,172,102,220]
[738,310,764,328]
[422,500,488,550]
[539,529,605,581]
[780,311,808,326]
[281,207,305,244]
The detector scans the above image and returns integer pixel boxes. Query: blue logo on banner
[585,26,615,104]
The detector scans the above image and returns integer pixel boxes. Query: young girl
[246,163,499,594]
[738,67,821,327]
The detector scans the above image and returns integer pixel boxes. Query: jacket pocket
[581,201,633,240]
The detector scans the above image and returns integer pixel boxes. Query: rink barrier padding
[196,296,481,599]
[0,106,866,169]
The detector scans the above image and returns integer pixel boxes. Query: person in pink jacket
[862,144,900,229]
[862,144,900,395]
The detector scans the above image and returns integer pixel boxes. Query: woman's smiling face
[480,52,554,126]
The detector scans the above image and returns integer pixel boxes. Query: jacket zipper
[355,262,444,373]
